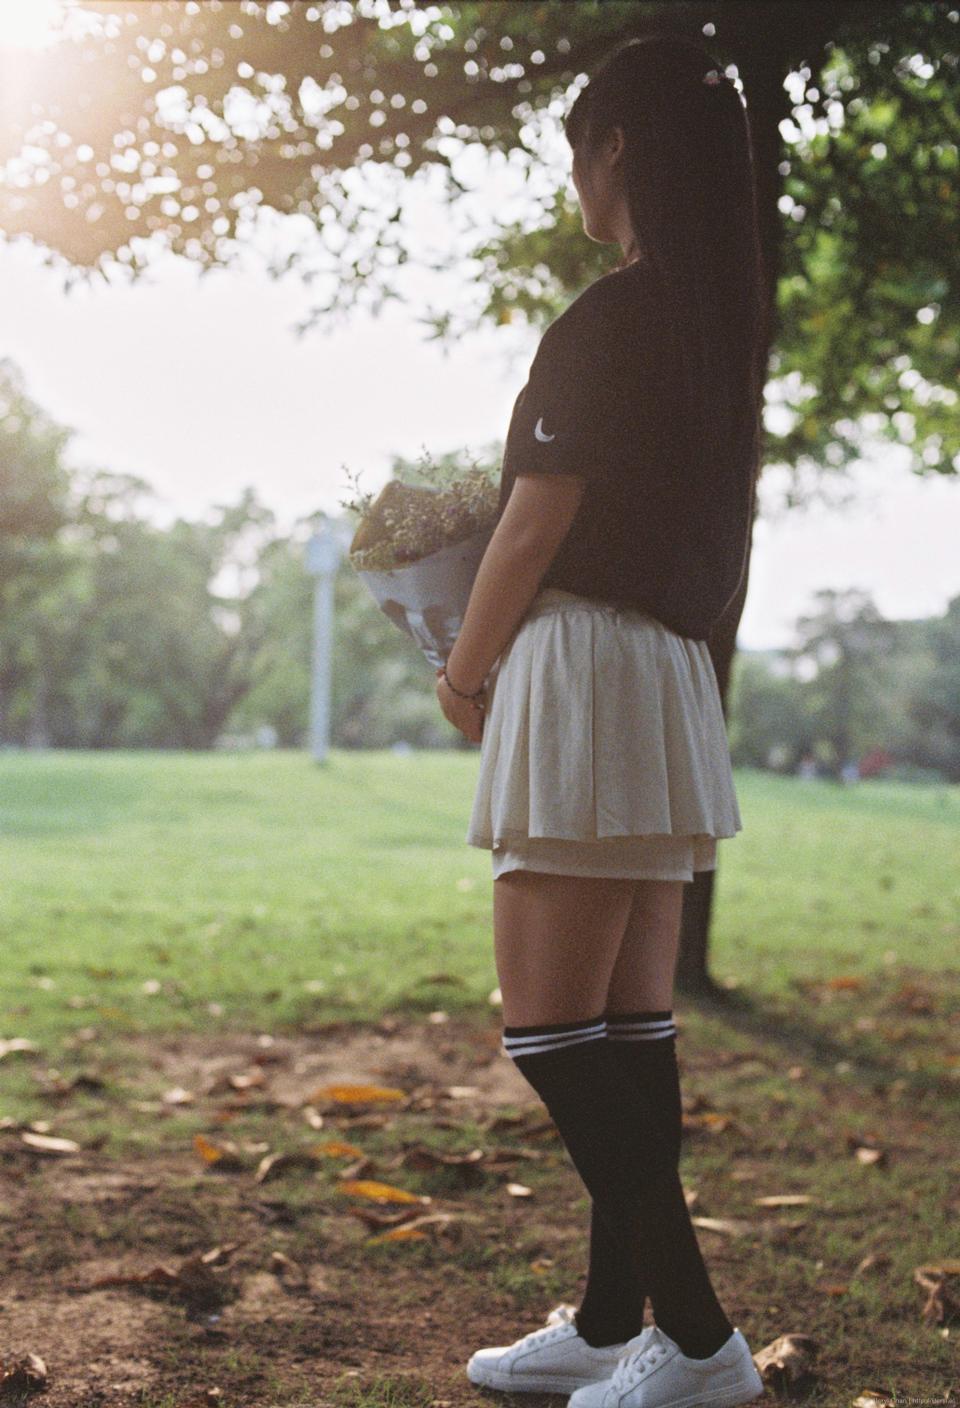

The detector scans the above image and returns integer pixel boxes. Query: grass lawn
[0,750,958,1407]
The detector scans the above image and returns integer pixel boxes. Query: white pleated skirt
[465,587,742,881]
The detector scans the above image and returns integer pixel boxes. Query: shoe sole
[629,1373,764,1408]
[467,1364,617,1394]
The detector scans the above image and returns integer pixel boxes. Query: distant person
[798,754,819,780]
[435,34,765,1408]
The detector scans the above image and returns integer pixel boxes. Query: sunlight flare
[0,0,67,51]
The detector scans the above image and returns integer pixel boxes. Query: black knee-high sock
[574,1010,682,1348]
[502,1013,734,1359]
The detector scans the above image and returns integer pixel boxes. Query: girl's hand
[436,667,486,744]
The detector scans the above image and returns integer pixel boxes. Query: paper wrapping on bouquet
[354,526,495,670]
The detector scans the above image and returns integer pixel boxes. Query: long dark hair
[564,35,766,545]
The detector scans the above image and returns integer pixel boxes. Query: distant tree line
[727,588,960,782]
[0,358,478,754]
[2,358,957,777]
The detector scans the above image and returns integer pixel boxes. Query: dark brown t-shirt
[497,261,754,643]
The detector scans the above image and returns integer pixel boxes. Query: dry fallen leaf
[365,1212,459,1246]
[201,1243,242,1266]
[345,1204,432,1231]
[163,1086,196,1106]
[753,1194,814,1207]
[254,1150,320,1183]
[854,1251,892,1276]
[484,1146,545,1168]
[337,1154,377,1181]
[193,1134,246,1171]
[228,1069,267,1091]
[315,1139,364,1159]
[82,1252,228,1312]
[684,1110,740,1134]
[691,1216,755,1237]
[397,1144,486,1173]
[337,1178,429,1205]
[0,1352,48,1395]
[505,1116,561,1140]
[20,1131,82,1156]
[0,1038,41,1061]
[914,1263,960,1325]
[506,1182,533,1198]
[367,1224,429,1244]
[854,1145,886,1166]
[307,1082,406,1105]
[753,1333,818,1395]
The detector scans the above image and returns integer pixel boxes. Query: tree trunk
[676,532,755,994]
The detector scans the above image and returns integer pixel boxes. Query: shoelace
[610,1335,665,1390]
[519,1321,573,1348]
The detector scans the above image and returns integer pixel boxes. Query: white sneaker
[568,1323,764,1408]
[466,1304,634,1394]
[555,1327,657,1406]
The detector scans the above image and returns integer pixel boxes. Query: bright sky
[2,1,958,652]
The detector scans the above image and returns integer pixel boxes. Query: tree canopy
[1,0,958,490]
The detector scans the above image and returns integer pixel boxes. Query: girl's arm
[442,473,585,695]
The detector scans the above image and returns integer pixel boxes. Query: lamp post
[305,517,343,764]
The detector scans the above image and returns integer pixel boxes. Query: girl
[436,34,766,1408]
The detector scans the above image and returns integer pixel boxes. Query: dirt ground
[1,1019,578,1407]
[1,1011,957,1406]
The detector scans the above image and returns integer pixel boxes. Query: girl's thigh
[492,868,636,1026]
[605,878,686,1013]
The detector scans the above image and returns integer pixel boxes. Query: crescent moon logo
[534,417,555,442]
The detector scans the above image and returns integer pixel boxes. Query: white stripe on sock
[608,1028,677,1040]
[502,1020,607,1058]
[503,1031,608,1057]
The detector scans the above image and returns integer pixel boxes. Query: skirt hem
[491,858,718,880]
[465,825,741,850]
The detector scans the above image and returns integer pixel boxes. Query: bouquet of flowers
[342,454,499,670]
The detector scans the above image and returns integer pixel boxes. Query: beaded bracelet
[440,666,486,709]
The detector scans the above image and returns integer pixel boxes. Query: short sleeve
[501,277,627,484]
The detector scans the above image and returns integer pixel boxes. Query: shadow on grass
[683,966,960,1101]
